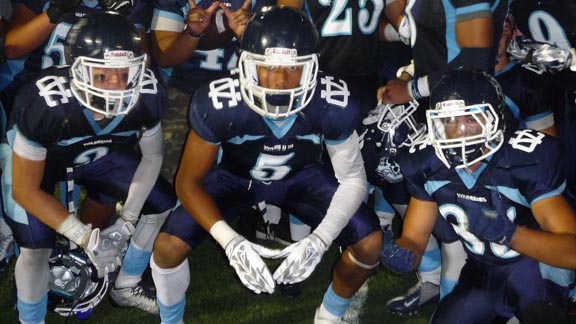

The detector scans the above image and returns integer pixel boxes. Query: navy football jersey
[405,0,508,78]
[303,0,384,78]
[188,71,359,181]
[401,129,565,265]
[11,66,166,170]
[152,0,274,93]
[496,62,558,131]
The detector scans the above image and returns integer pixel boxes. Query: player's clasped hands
[225,236,281,294]
[270,233,328,285]
[224,232,330,293]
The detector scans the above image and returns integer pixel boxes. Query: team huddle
[0,0,575,323]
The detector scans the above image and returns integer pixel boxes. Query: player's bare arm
[396,197,440,266]
[175,129,222,232]
[11,152,69,231]
[509,195,576,269]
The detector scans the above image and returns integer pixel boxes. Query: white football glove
[272,233,328,285]
[225,236,279,294]
[362,104,387,126]
[100,218,135,255]
[84,228,123,278]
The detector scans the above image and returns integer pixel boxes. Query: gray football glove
[508,37,574,72]
[84,228,122,278]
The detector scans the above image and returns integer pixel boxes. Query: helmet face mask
[427,69,506,170]
[239,50,318,119]
[428,99,504,170]
[66,12,146,118]
[238,6,319,119]
[71,52,146,118]
[377,100,426,150]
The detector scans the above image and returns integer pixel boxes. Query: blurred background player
[381,68,576,323]
[5,12,176,322]
[150,7,382,324]
[150,0,273,182]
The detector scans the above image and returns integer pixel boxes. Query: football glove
[46,0,82,24]
[84,228,122,278]
[362,104,386,126]
[272,233,328,285]
[508,37,574,72]
[225,236,278,294]
[98,0,132,15]
[100,218,135,255]
[466,208,517,245]
[379,226,416,274]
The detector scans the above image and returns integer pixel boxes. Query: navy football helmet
[427,69,505,169]
[48,248,109,318]
[361,100,426,183]
[238,6,319,119]
[65,12,146,118]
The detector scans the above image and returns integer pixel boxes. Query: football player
[360,101,469,315]
[5,12,176,323]
[150,6,382,324]
[381,68,576,323]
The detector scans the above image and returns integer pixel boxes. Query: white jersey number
[318,0,384,36]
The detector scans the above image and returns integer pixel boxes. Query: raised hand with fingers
[219,0,251,39]
[186,0,220,38]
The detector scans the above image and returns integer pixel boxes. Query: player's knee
[152,233,190,268]
[350,230,382,263]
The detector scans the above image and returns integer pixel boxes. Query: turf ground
[0,234,435,324]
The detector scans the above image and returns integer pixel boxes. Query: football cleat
[255,220,294,247]
[386,280,440,315]
[110,284,158,314]
[278,282,303,299]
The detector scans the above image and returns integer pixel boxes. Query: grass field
[0,233,435,324]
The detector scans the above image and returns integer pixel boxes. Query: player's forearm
[509,226,576,269]
[176,180,223,233]
[122,125,164,223]
[4,12,55,60]
[12,155,70,230]
[152,30,201,67]
[315,132,368,244]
